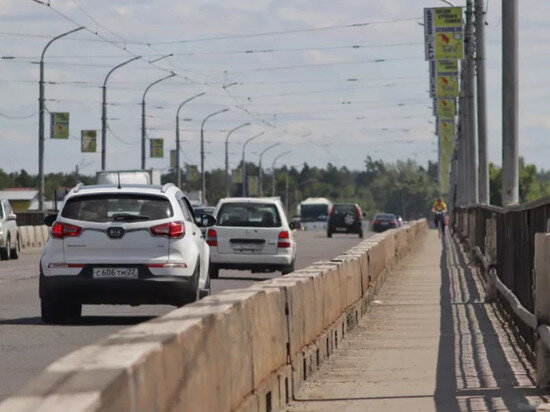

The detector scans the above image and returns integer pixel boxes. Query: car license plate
[232,242,262,251]
[93,267,138,279]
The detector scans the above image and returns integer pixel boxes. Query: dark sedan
[372,213,399,232]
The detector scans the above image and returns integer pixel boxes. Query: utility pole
[225,122,250,197]
[176,93,205,188]
[475,0,489,204]
[141,73,175,169]
[259,143,280,196]
[102,56,141,171]
[465,0,478,205]
[285,169,289,212]
[200,108,228,204]
[38,27,84,211]
[502,0,519,205]
[271,151,291,197]
[241,132,264,197]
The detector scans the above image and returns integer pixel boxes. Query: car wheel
[327,231,332,238]
[41,299,82,324]
[209,264,219,279]
[10,236,19,259]
[281,260,295,275]
[0,236,10,261]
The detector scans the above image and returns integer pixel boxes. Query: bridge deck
[288,230,549,411]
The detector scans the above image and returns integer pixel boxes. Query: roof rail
[73,183,85,193]
[161,183,175,193]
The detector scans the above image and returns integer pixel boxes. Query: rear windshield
[375,214,396,220]
[333,204,357,213]
[62,194,173,222]
[217,203,281,227]
[300,204,329,221]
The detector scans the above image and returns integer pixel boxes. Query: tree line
[1,156,548,218]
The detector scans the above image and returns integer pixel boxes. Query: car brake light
[373,220,380,225]
[206,229,217,246]
[278,231,291,248]
[147,263,187,268]
[355,206,362,221]
[51,222,82,239]
[150,221,185,238]
[329,207,335,218]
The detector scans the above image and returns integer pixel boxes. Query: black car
[327,203,364,238]
[372,213,399,232]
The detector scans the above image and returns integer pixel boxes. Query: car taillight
[206,229,217,246]
[355,206,362,221]
[373,220,380,225]
[278,231,291,248]
[392,220,397,225]
[150,221,185,238]
[329,207,335,218]
[51,222,82,239]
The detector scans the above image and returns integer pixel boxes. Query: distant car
[327,203,364,238]
[372,213,399,232]
[208,197,297,277]
[193,206,216,235]
[40,183,216,324]
[0,199,19,260]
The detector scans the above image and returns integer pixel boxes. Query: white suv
[0,199,19,260]
[208,197,296,277]
[40,183,215,324]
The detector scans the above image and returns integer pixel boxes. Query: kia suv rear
[40,183,215,323]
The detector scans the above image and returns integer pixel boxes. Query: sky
[0,0,548,176]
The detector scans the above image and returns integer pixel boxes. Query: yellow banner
[436,75,459,98]
[150,138,164,158]
[248,175,258,196]
[438,118,455,136]
[233,168,242,184]
[81,130,96,152]
[50,112,69,139]
[437,99,456,118]
[424,7,464,60]
[187,165,199,182]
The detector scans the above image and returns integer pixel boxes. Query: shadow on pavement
[0,315,154,326]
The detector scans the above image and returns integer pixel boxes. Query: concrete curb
[0,220,428,412]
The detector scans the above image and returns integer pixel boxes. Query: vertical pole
[259,159,263,197]
[101,85,107,170]
[176,114,181,188]
[241,149,246,197]
[502,0,519,205]
[201,127,205,204]
[475,0,489,204]
[285,170,289,212]
[38,60,45,211]
[141,100,146,170]
[465,0,478,204]
[272,167,276,197]
[225,140,230,197]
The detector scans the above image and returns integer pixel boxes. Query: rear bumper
[39,266,196,305]
[372,224,396,232]
[210,250,293,269]
[328,224,362,233]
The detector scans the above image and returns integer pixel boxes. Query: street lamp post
[271,151,291,197]
[141,73,175,169]
[241,132,265,197]
[259,143,280,196]
[176,92,205,188]
[38,26,85,211]
[225,122,250,196]
[102,56,141,170]
[200,108,229,203]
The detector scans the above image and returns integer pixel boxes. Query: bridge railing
[452,197,550,385]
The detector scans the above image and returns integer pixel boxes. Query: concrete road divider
[0,220,428,412]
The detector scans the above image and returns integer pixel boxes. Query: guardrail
[454,200,550,388]
[0,220,428,412]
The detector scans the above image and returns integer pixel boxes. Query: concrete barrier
[18,227,29,249]
[0,220,428,412]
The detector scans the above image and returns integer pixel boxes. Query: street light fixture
[272,151,291,196]
[225,122,250,196]
[176,92,205,188]
[200,108,229,203]
[101,56,141,170]
[259,143,280,196]
[141,72,175,169]
[241,132,265,197]
[38,26,85,211]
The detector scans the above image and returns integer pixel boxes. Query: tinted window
[62,194,173,222]
[333,204,357,214]
[300,204,329,221]
[375,214,396,220]
[217,203,281,227]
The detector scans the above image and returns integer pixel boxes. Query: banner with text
[187,165,199,182]
[424,7,464,60]
[81,130,97,152]
[50,112,69,139]
[150,138,164,158]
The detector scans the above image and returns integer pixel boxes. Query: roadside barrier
[0,220,428,412]
[16,225,48,250]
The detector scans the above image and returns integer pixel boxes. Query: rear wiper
[111,213,150,221]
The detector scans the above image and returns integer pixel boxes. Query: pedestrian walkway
[288,230,549,411]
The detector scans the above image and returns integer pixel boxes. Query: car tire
[281,260,295,275]
[209,264,219,279]
[41,298,82,324]
[327,231,332,238]
[10,236,19,259]
[358,230,364,238]
[176,260,201,307]
[0,236,10,261]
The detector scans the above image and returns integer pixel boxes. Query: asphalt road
[0,229,366,401]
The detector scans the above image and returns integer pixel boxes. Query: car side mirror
[44,214,57,227]
[201,214,217,227]
[7,213,17,221]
